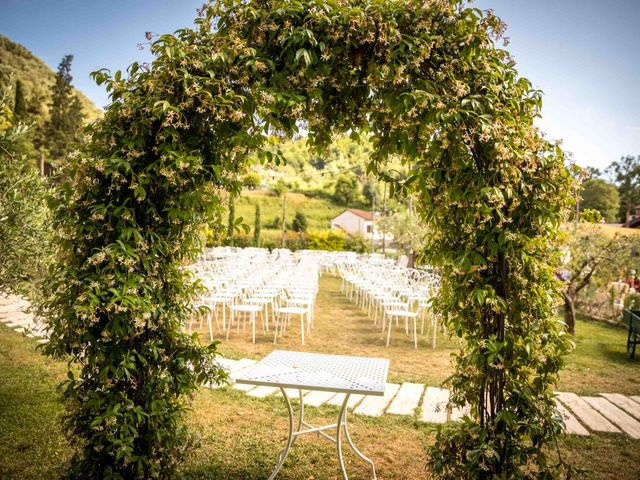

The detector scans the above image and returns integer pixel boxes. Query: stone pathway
[217,356,640,438]
[2,293,640,438]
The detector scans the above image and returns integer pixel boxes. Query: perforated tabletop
[235,350,389,396]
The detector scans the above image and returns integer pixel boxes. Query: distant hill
[0,34,102,122]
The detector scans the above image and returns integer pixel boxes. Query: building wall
[331,210,394,242]
[331,211,365,236]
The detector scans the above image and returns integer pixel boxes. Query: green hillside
[0,35,102,121]
[236,190,344,233]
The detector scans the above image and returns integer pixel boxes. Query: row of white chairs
[338,261,441,349]
[188,248,320,345]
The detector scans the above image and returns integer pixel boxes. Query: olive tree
[0,75,49,297]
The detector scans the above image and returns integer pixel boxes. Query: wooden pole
[281,193,286,248]
[381,183,387,255]
[371,191,375,253]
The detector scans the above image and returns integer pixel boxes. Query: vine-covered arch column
[41,1,576,478]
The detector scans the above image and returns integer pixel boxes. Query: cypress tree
[41,54,84,173]
[253,204,261,246]
[226,197,235,245]
[13,80,27,119]
[292,211,308,232]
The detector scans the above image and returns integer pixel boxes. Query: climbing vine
[40,0,576,478]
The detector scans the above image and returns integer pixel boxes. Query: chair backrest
[624,309,640,332]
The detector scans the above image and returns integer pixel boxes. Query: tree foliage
[1,36,102,169]
[606,155,640,224]
[580,178,620,222]
[561,221,632,333]
[242,171,262,189]
[377,200,427,268]
[0,75,49,296]
[333,173,358,205]
[226,196,235,245]
[291,210,308,232]
[41,55,84,171]
[13,79,27,119]
[41,1,576,478]
[0,35,102,121]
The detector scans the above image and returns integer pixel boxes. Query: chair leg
[226,309,234,340]
[208,311,214,340]
[251,312,256,344]
[413,317,418,349]
[222,303,226,332]
[273,313,279,344]
[386,314,393,347]
[214,313,221,335]
[373,300,378,326]
[432,317,437,350]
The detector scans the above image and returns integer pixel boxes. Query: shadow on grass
[180,463,273,480]
[593,341,636,364]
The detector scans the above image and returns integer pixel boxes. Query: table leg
[336,394,350,480]
[269,389,377,480]
[269,387,296,480]
[343,403,377,479]
[337,394,377,480]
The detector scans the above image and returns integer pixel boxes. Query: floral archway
[41,1,575,478]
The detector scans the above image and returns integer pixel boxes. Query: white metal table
[235,350,389,480]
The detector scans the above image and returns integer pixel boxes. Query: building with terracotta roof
[330,208,392,242]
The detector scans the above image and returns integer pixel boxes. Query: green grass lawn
[560,315,640,395]
[1,321,639,479]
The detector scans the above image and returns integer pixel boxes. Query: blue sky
[1,0,638,171]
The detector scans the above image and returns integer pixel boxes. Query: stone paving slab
[354,383,400,417]
[2,312,33,322]
[235,358,258,369]
[303,390,337,407]
[0,302,28,312]
[281,388,307,401]
[554,399,589,436]
[420,387,449,423]
[583,396,640,439]
[630,396,640,406]
[247,386,279,398]
[387,382,425,416]
[450,404,470,421]
[233,383,255,392]
[601,394,640,420]
[6,317,36,326]
[556,392,620,433]
[326,392,365,409]
[218,358,241,371]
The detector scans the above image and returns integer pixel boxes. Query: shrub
[306,230,346,251]
[345,234,370,253]
[272,179,287,197]
[291,211,308,232]
[242,172,262,190]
